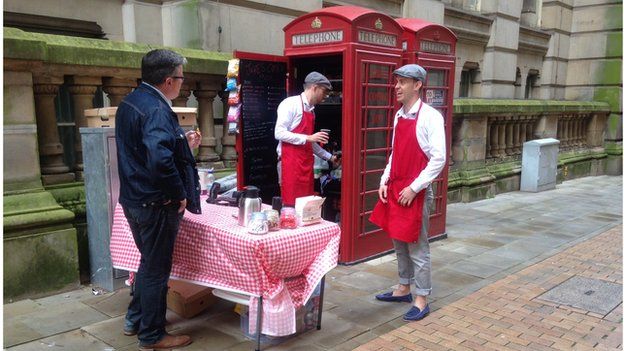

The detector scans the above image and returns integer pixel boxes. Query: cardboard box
[85,107,117,128]
[167,280,216,319]
[83,107,198,128]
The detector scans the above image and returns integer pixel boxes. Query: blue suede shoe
[403,304,430,321]
[375,291,413,303]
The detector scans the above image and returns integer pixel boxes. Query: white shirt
[274,93,332,160]
[380,99,446,194]
[143,82,172,107]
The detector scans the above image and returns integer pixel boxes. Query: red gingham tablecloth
[110,201,340,336]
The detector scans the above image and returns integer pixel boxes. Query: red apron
[281,97,315,206]
[369,101,429,243]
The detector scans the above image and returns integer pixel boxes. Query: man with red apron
[369,64,447,322]
[275,72,340,206]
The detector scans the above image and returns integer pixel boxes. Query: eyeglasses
[171,76,185,82]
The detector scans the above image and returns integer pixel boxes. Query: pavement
[4,175,622,351]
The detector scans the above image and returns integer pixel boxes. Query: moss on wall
[453,99,610,115]
[4,228,79,299]
[4,27,231,75]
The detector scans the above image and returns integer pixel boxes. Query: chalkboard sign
[239,59,287,203]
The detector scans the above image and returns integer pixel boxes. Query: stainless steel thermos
[238,186,262,226]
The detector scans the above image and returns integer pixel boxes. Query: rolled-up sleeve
[409,110,446,194]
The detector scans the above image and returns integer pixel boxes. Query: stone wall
[3,28,231,301]
[448,99,611,203]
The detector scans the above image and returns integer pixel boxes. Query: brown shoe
[138,334,192,350]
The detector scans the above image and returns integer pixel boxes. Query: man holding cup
[275,71,340,206]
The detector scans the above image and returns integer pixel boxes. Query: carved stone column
[520,116,528,146]
[486,118,492,159]
[513,119,521,154]
[193,83,220,162]
[220,93,237,167]
[490,118,500,158]
[173,84,192,107]
[505,117,514,156]
[33,75,75,184]
[67,76,101,178]
[102,78,136,106]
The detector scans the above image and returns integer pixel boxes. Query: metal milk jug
[238,186,262,226]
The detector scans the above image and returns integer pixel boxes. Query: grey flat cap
[393,64,427,82]
[305,71,332,90]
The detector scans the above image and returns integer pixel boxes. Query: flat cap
[393,64,427,82]
[305,71,332,90]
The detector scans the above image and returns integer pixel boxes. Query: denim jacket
[115,83,201,214]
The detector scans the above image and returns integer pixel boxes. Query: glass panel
[362,213,381,234]
[362,173,383,192]
[368,64,391,84]
[363,192,379,212]
[427,69,446,87]
[366,86,390,107]
[363,151,388,171]
[425,88,446,107]
[366,109,388,128]
[366,130,388,149]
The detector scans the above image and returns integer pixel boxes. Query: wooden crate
[83,107,197,128]
[167,280,216,319]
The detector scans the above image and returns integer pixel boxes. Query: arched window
[459,62,480,98]
[525,70,540,99]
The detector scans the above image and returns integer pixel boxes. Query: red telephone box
[235,6,404,263]
[397,18,456,240]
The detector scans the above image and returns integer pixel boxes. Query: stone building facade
[3,0,621,299]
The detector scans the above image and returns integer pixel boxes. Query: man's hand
[378,185,388,203]
[185,130,201,149]
[306,131,329,144]
[398,186,417,207]
[178,199,187,213]
[330,155,341,168]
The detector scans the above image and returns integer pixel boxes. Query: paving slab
[333,271,395,293]
[3,299,44,319]
[80,316,137,349]
[9,302,109,340]
[447,259,505,278]
[82,289,133,317]
[6,329,114,351]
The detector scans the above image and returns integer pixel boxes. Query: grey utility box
[520,138,560,192]
[81,127,127,291]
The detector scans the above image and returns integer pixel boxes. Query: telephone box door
[346,50,402,262]
[419,58,454,238]
[234,51,288,204]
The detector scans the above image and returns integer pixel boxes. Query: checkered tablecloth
[110,201,340,336]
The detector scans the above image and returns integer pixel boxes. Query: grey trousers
[392,185,434,296]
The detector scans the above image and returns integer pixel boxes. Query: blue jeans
[122,203,183,346]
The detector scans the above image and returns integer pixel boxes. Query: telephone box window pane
[366,109,388,127]
[362,192,379,213]
[362,172,383,192]
[427,69,446,86]
[366,86,391,106]
[367,64,391,84]
[362,215,381,234]
[425,88,446,107]
[363,151,388,171]
[366,130,388,149]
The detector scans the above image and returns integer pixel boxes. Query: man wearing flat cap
[370,64,446,322]
[275,71,340,206]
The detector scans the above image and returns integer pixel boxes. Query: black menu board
[239,59,287,203]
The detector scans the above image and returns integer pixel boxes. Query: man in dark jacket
[115,49,201,350]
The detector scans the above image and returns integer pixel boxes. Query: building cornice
[518,25,551,56]
[444,6,492,46]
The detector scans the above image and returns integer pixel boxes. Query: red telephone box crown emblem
[311,17,322,29]
[374,18,383,30]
